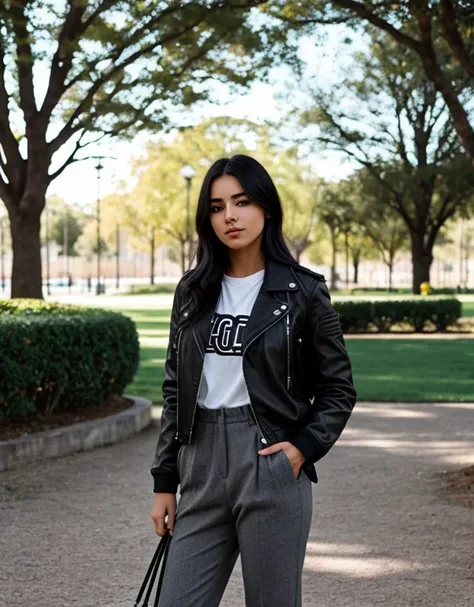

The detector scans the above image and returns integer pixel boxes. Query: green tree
[300,33,474,292]
[51,211,83,256]
[354,169,410,291]
[249,143,322,263]
[122,118,261,274]
[75,216,108,259]
[318,180,354,290]
[268,0,474,161]
[0,1,296,298]
[346,225,378,286]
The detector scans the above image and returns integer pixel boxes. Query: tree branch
[439,0,474,79]
[49,11,206,157]
[332,0,422,53]
[0,37,24,194]
[48,130,108,181]
[40,0,89,120]
[0,174,15,207]
[323,0,474,160]
[415,10,474,160]
[11,0,37,123]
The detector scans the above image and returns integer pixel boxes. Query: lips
[225,228,243,235]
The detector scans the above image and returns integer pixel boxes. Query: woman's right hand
[151,493,177,537]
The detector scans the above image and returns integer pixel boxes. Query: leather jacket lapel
[191,259,300,358]
[192,294,219,358]
[241,289,288,353]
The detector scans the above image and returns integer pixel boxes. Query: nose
[224,206,236,223]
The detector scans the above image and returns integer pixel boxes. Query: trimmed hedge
[0,299,140,418]
[126,283,178,295]
[333,298,462,333]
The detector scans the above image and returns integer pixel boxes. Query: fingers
[167,509,176,537]
[258,441,284,455]
[152,511,166,537]
[151,507,176,537]
[151,507,167,537]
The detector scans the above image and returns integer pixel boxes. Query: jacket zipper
[174,327,183,441]
[184,309,289,446]
[286,309,291,393]
[187,325,205,443]
[242,310,289,446]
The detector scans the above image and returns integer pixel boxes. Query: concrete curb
[0,394,152,472]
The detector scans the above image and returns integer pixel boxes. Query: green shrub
[333,298,461,333]
[0,300,140,418]
[126,283,177,295]
[347,287,412,295]
[333,300,371,332]
[431,287,474,295]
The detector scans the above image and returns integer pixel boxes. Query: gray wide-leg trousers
[157,404,313,607]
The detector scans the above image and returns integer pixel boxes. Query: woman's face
[209,174,267,252]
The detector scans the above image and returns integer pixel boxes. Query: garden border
[0,394,152,472]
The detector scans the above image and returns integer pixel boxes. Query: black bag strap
[154,534,172,607]
[134,532,171,606]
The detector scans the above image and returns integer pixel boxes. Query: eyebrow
[209,192,248,203]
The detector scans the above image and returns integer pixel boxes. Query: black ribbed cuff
[289,428,325,465]
[152,471,180,494]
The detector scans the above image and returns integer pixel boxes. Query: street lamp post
[45,204,51,296]
[95,160,103,295]
[180,164,195,271]
[116,222,120,290]
[0,216,5,293]
[63,207,70,292]
[89,155,116,295]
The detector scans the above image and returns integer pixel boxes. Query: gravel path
[1,401,473,607]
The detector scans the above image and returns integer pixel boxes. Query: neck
[226,245,265,278]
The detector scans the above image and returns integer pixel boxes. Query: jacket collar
[192,259,300,356]
[261,258,300,294]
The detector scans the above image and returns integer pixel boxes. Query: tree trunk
[188,237,198,270]
[330,228,337,290]
[10,210,43,299]
[180,239,186,274]
[411,233,433,294]
[295,247,302,264]
[344,231,349,288]
[388,262,393,292]
[150,229,155,285]
[353,260,359,284]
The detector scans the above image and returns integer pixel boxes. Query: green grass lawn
[462,301,474,317]
[346,339,474,402]
[118,305,474,404]
[118,308,170,404]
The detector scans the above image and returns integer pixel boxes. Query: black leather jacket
[151,259,357,493]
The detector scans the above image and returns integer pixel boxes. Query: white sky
[44,26,363,208]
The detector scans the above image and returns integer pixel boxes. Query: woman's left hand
[258,441,305,479]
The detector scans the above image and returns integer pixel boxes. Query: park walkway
[1,401,473,607]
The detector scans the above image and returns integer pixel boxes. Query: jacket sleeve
[289,279,357,465]
[150,283,182,493]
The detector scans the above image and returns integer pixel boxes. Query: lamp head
[180,164,195,181]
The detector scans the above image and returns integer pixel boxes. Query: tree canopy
[0,0,297,297]
[267,0,474,160]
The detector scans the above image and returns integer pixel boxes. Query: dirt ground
[439,464,474,509]
[1,400,473,607]
[0,394,133,441]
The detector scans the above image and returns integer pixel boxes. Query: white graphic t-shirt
[197,269,265,409]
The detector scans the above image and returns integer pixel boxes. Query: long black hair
[179,154,297,324]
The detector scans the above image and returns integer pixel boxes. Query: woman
[150,154,357,606]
